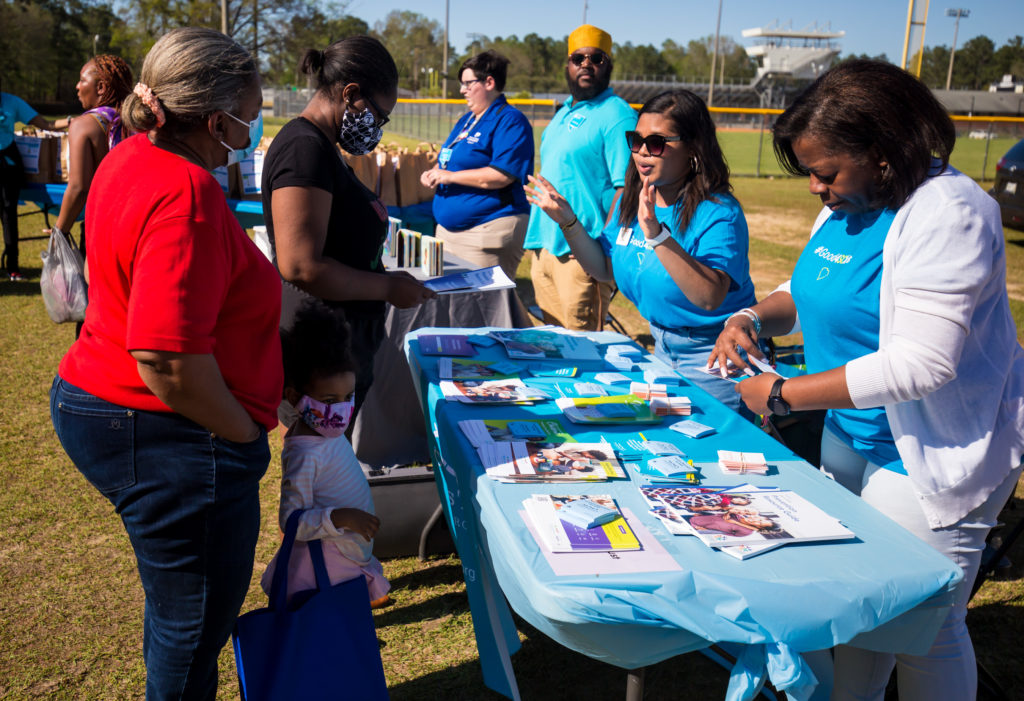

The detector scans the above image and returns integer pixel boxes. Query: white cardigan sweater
[781,165,1024,528]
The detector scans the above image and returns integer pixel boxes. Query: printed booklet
[423,265,516,294]
[458,418,575,448]
[555,394,661,425]
[521,494,641,552]
[479,441,626,482]
[440,378,549,404]
[489,328,601,362]
[640,485,853,549]
[438,358,521,380]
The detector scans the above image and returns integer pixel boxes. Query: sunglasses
[569,52,607,67]
[362,92,390,128]
[625,131,683,157]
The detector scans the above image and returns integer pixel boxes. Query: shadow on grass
[374,591,469,629]
[386,615,741,701]
[386,560,465,591]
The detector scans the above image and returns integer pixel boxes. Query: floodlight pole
[442,0,449,98]
[708,0,723,107]
[945,8,969,91]
[221,0,227,34]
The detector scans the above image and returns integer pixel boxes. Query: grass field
[2,172,1023,699]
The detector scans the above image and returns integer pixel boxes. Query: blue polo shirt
[0,92,38,151]
[599,194,756,330]
[524,88,637,258]
[791,208,905,474]
[431,95,535,231]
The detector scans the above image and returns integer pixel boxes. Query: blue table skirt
[405,327,961,700]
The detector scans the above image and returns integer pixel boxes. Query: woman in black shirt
[263,35,434,419]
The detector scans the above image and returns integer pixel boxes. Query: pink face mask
[294,395,355,438]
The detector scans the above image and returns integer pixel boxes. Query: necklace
[151,132,211,170]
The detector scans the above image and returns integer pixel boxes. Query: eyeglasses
[362,92,390,128]
[570,52,607,67]
[625,131,683,157]
[460,79,482,89]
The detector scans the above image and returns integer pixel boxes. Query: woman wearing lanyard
[709,60,1024,700]
[526,89,756,413]
[420,50,534,279]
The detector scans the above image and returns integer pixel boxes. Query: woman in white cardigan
[710,59,1024,701]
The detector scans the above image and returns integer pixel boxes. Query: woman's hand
[707,313,765,378]
[524,174,577,227]
[637,176,660,239]
[734,371,782,416]
[331,508,381,542]
[420,167,446,189]
[386,271,437,308]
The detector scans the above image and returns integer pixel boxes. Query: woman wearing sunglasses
[263,35,435,424]
[526,89,756,412]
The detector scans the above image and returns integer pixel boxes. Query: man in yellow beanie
[523,24,636,330]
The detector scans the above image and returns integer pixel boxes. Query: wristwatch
[767,378,790,417]
[645,222,672,248]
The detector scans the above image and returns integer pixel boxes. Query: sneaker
[8,271,24,281]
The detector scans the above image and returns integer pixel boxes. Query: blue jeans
[50,376,269,700]
[650,323,747,415]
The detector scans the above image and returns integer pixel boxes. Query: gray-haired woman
[50,27,282,699]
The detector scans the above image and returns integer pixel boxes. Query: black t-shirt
[262,116,387,319]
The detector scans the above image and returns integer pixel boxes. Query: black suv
[992,138,1024,230]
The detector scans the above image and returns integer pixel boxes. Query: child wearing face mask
[260,300,390,606]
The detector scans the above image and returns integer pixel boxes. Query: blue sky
[345,0,1024,62]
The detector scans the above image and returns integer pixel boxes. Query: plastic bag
[39,226,87,323]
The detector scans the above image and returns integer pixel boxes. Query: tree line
[2,0,1023,105]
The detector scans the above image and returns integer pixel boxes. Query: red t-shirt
[59,133,283,429]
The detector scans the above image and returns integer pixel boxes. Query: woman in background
[420,49,534,279]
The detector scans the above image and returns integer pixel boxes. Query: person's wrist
[558,214,578,231]
[730,307,762,335]
[645,222,672,247]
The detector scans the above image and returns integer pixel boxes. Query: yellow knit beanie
[568,24,612,56]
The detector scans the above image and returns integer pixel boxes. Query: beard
[566,64,612,102]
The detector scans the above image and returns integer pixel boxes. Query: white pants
[819,428,1021,701]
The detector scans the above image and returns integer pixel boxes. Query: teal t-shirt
[791,208,905,473]
[598,194,756,331]
[524,89,637,257]
[0,92,38,152]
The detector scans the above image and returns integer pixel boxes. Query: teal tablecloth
[404,327,961,701]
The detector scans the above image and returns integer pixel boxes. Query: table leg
[625,666,646,701]
[418,502,445,561]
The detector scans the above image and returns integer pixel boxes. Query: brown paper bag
[376,151,398,207]
[415,143,439,203]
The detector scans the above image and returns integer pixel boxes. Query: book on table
[489,328,601,361]
[479,441,626,482]
[555,394,662,425]
[522,494,641,553]
[640,485,854,550]
[458,418,575,448]
[440,378,549,404]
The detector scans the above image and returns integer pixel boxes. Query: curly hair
[281,300,357,394]
[91,54,133,109]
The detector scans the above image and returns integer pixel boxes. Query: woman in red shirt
[49,27,281,700]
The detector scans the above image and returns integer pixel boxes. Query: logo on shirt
[567,114,587,131]
[813,246,853,264]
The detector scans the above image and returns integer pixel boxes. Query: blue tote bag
[232,510,389,700]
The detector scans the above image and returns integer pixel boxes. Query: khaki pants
[435,214,528,280]
[529,248,613,331]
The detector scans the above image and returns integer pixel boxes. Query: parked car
[991,138,1024,230]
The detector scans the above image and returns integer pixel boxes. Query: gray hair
[122,27,258,134]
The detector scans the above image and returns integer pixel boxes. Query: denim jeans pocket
[52,379,137,497]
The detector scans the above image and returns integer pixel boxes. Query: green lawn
[3,175,1022,699]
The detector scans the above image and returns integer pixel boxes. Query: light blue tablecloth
[404,327,962,701]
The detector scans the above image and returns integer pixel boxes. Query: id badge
[438,147,453,169]
[615,227,633,246]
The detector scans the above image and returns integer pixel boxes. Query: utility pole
[221,0,227,35]
[945,8,969,90]
[442,0,449,98]
[582,0,588,24]
[707,0,723,107]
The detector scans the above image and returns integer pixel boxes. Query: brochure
[438,358,521,380]
[718,450,769,475]
[489,329,601,362]
[418,334,476,357]
[555,394,661,425]
[440,378,548,404]
[423,265,516,294]
[521,494,640,552]
[479,441,626,482]
[457,418,575,448]
[642,486,854,548]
